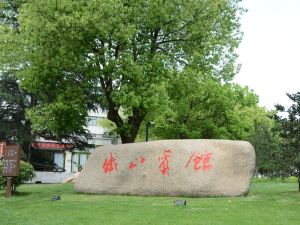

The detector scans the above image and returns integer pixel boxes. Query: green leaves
[151,67,270,141]
[4,0,244,143]
[275,93,300,183]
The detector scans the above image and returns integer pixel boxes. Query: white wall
[65,151,72,173]
[28,171,72,184]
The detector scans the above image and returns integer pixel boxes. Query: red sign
[0,142,6,159]
[31,142,73,150]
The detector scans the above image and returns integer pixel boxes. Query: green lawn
[0,182,299,225]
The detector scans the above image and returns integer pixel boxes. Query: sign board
[0,142,6,159]
[31,141,73,150]
[2,145,21,177]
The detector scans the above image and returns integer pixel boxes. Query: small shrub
[0,170,5,189]
[0,161,35,191]
[286,176,298,183]
[252,176,298,183]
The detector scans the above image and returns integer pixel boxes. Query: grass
[0,182,299,225]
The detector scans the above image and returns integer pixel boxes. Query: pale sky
[234,0,300,110]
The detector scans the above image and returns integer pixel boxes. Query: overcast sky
[234,0,300,110]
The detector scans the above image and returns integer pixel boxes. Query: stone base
[74,139,256,197]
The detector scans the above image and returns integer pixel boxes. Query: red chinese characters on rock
[128,156,146,171]
[102,153,118,174]
[185,151,213,172]
[128,162,137,170]
[101,150,212,175]
[158,149,172,176]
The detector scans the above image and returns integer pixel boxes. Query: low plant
[252,176,298,183]
[0,161,35,191]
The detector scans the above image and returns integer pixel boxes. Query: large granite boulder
[74,139,256,197]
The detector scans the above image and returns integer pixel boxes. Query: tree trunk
[20,120,33,160]
[119,108,146,143]
[117,121,142,144]
[107,105,146,144]
[120,133,137,144]
[103,79,146,143]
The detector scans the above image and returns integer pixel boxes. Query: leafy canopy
[14,0,243,142]
[275,93,300,186]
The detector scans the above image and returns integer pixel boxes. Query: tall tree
[275,92,300,191]
[149,68,271,141]
[0,0,90,156]
[0,0,35,157]
[249,118,281,177]
[15,0,243,143]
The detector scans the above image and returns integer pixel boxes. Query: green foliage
[0,1,93,148]
[0,2,35,155]
[0,160,35,191]
[248,113,282,176]
[149,68,270,141]
[0,71,28,140]
[0,167,4,189]
[11,0,244,143]
[0,0,26,27]
[252,176,298,183]
[275,92,300,190]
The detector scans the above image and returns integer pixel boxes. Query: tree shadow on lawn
[13,191,33,196]
[0,190,36,198]
[248,189,300,203]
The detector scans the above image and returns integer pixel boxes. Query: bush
[252,176,298,183]
[0,161,35,191]
[286,176,298,183]
[0,169,5,189]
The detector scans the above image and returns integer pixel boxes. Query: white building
[29,110,117,183]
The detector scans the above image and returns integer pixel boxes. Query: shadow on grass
[13,191,34,196]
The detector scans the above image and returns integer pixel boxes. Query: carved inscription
[102,153,118,174]
[101,148,213,176]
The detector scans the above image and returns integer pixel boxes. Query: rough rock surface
[63,172,80,183]
[74,139,256,197]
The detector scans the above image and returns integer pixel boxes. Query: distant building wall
[27,109,117,183]
[28,171,72,184]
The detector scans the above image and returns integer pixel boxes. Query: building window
[54,153,65,171]
[30,149,65,172]
[87,116,97,126]
[71,152,90,173]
